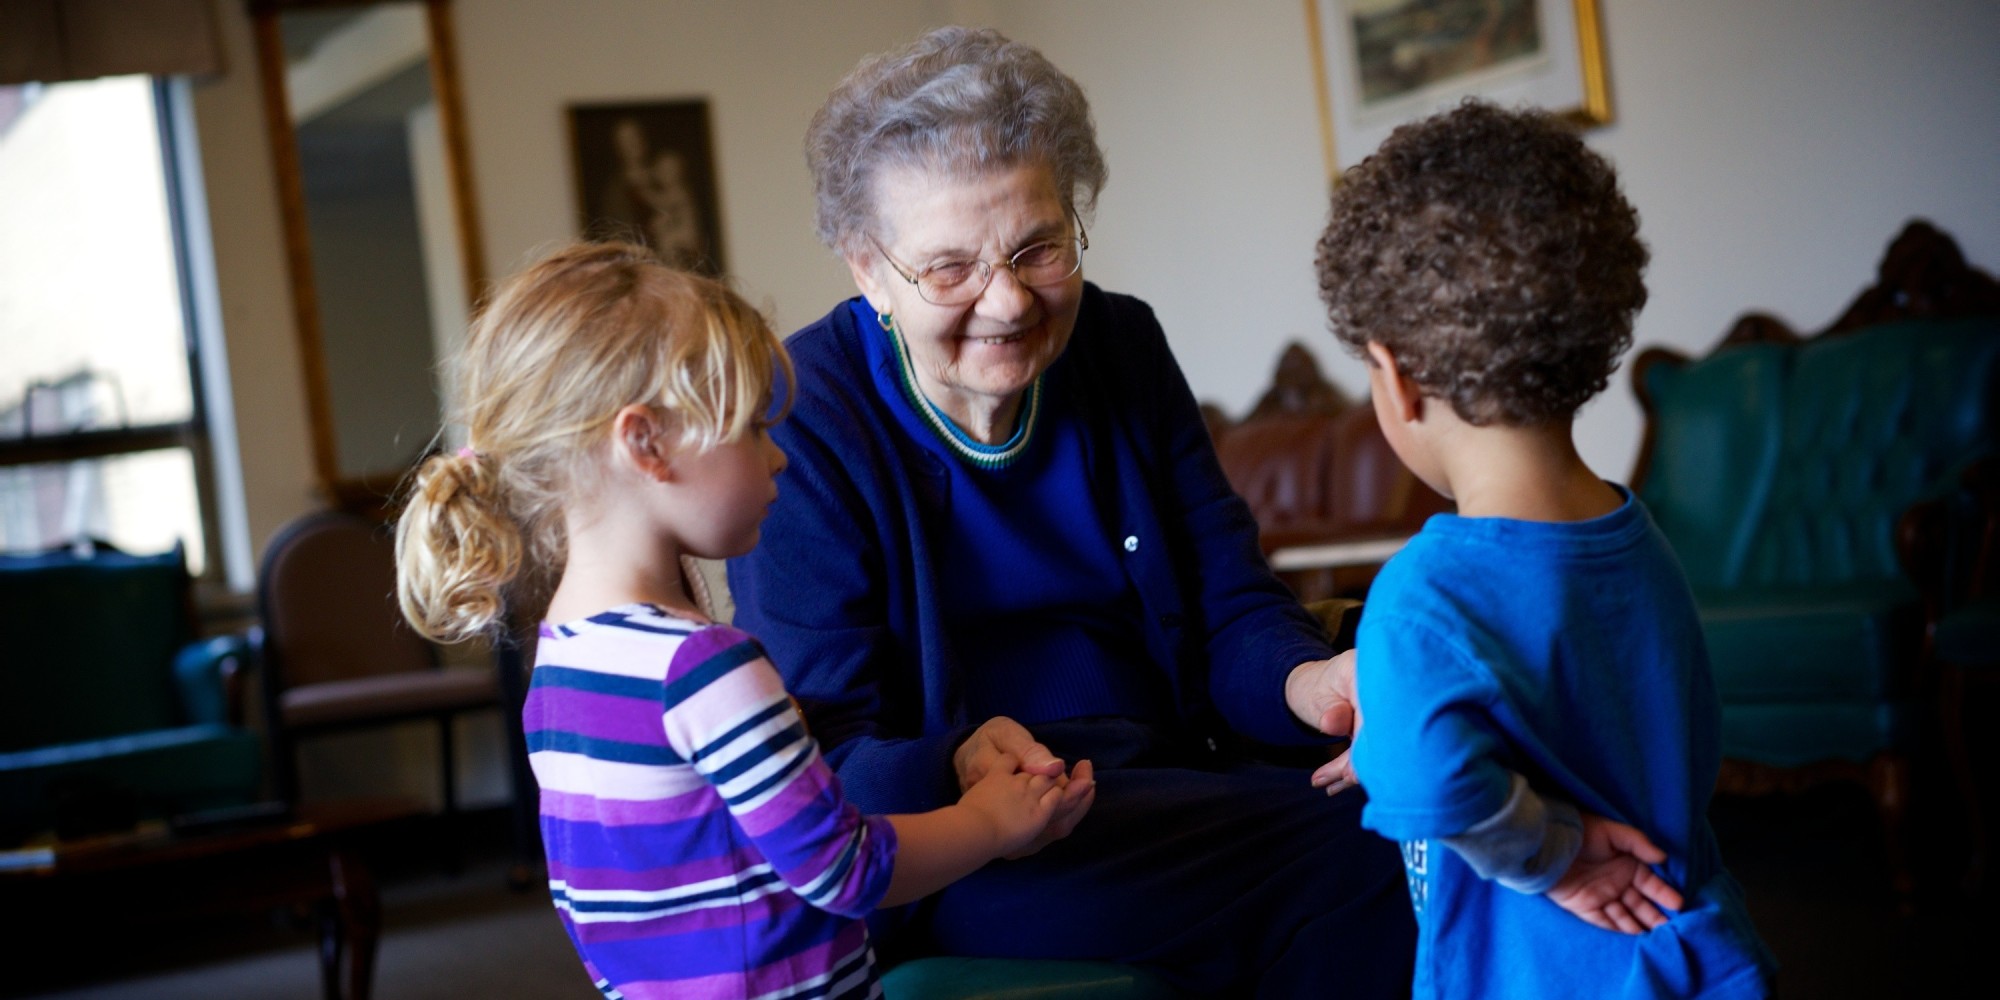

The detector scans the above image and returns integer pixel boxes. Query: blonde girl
[395,242,1074,1000]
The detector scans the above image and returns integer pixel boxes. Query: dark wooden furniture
[2,796,423,999]
[1206,341,1451,601]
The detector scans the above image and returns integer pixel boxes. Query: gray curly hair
[806,26,1108,256]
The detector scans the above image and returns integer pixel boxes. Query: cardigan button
[1123,535,1139,552]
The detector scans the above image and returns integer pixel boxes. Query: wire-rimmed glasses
[872,225,1089,306]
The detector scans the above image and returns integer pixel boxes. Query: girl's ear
[1365,342,1425,424]
[611,404,675,482]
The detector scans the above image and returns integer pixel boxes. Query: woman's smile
[847,162,1084,445]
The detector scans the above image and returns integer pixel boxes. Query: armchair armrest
[1268,534,1413,573]
[173,633,254,726]
[1304,597,1365,651]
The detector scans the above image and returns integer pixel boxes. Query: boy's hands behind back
[1547,813,1685,934]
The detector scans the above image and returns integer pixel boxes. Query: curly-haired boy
[1317,100,1775,998]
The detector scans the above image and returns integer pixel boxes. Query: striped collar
[879,311,1043,470]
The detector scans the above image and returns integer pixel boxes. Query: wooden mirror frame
[249,0,486,513]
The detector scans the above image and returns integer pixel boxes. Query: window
[0,74,217,575]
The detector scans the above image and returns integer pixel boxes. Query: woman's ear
[610,404,675,482]
[844,252,888,315]
[1365,342,1425,424]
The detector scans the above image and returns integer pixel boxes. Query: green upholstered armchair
[1631,220,2000,902]
[0,542,263,843]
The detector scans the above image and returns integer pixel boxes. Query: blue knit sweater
[727,285,1335,815]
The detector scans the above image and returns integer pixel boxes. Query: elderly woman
[728,27,1413,996]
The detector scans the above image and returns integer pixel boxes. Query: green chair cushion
[880,958,1181,999]
[1697,582,1919,703]
[1719,703,1901,768]
[1697,583,1916,766]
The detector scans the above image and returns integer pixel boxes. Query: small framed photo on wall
[568,99,726,275]
[1305,0,1612,181]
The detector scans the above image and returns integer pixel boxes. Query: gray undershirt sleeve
[1440,771,1584,895]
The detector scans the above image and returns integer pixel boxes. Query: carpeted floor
[8,789,1998,999]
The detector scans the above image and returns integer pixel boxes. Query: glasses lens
[1012,239,1080,284]
[913,237,1085,305]
[917,262,982,305]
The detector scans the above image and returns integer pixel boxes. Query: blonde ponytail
[395,449,523,643]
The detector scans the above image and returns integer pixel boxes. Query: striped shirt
[526,604,896,1000]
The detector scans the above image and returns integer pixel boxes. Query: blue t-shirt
[1352,488,1774,999]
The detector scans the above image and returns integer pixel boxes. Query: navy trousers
[875,721,1417,998]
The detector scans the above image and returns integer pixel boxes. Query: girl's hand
[957,756,1065,858]
[1004,759,1094,859]
[1547,813,1685,934]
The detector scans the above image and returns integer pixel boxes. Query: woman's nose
[975,263,1036,320]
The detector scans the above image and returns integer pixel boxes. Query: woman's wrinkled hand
[954,716,1065,789]
[1286,650,1362,795]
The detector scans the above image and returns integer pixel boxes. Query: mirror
[251,0,485,510]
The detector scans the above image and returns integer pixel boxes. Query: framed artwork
[1305,0,1611,179]
[568,99,727,275]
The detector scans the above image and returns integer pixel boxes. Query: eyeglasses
[871,225,1089,306]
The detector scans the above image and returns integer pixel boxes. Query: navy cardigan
[728,285,1335,815]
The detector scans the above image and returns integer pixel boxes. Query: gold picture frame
[1305,0,1612,183]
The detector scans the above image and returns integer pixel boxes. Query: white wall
[190,0,2000,804]
[202,0,2000,571]
[975,0,2000,478]
[191,3,317,570]
[447,0,2000,484]
[456,0,931,335]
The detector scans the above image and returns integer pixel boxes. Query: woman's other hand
[1286,650,1362,795]
[954,716,1067,789]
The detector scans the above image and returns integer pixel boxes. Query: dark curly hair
[1315,100,1648,426]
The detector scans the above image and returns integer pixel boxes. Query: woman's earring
[876,310,895,333]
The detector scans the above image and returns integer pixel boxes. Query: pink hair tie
[457,446,479,461]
